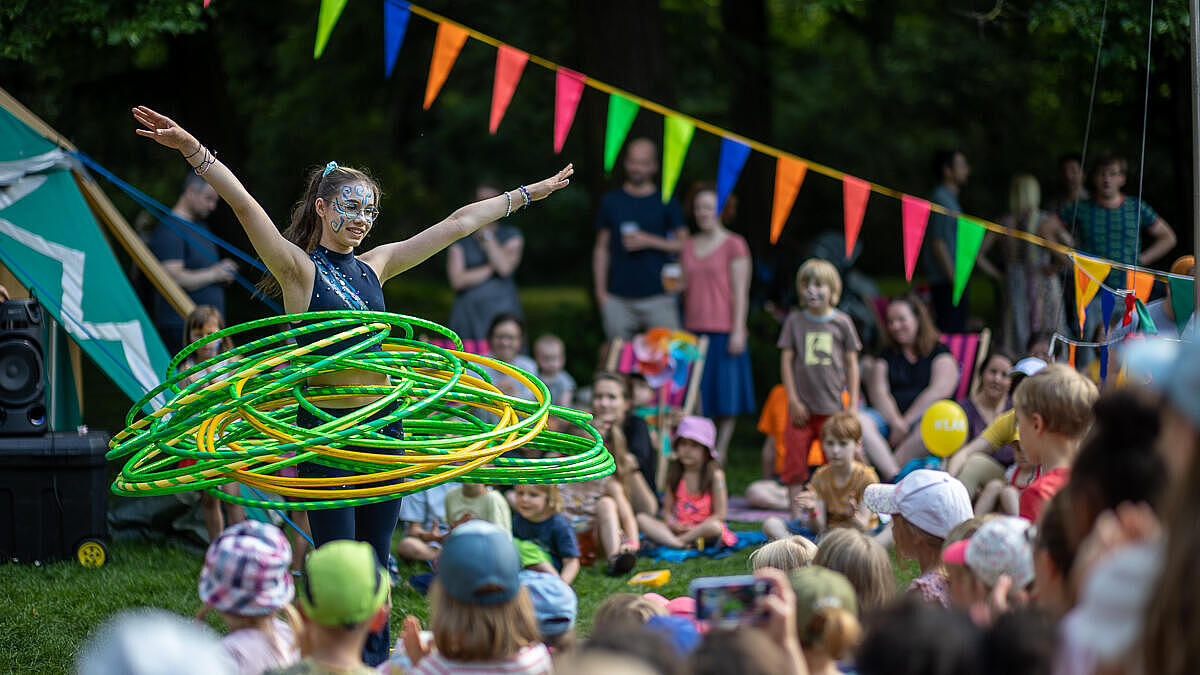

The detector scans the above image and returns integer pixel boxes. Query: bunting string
[320,0,1195,287]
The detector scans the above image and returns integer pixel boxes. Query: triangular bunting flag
[952,216,986,306]
[603,94,639,175]
[204,0,211,7]
[1135,298,1158,335]
[1099,345,1109,384]
[383,0,412,78]
[769,157,808,244]
[553,68,586,153]
[1126,269,1155,303]
[1123,293,1136,327]
[489,45,528,133]
[1068,343,1077,368]
[715,138,751,214]
[314,0,350,58]
[1100,288,1115,336]
[423,23,469,109]
[1168,276,1195,335]
[661,116,695,203]
[842,175,869,260]
[901,195,931,282]
[1073,254,1112,332]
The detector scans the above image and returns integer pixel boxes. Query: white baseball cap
[863,469,973,539]
[942,516,1035,589]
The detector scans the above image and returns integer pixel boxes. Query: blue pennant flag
[716,137,751,214]
[384,0,412,78]
[1100,287,1115,336]
[1099,344,1109,384]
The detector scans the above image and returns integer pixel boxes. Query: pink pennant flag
[489,45,528,134]
[553,68,586,154]
[901,195,931,281]
[204,0,211,6]
[842,175,869,260]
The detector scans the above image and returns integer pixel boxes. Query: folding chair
[604,331,709,490]
[939,328,991,400]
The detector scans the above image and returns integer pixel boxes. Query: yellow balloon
[920,400,969,457]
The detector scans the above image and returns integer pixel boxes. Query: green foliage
[0,0,206,62]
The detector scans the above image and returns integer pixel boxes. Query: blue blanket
[638,530,768,563]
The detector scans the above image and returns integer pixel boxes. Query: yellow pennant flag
[1073,253,1112,332]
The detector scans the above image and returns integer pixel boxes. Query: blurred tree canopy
[0,0,1193,322]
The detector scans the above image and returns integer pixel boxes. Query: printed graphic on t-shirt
[805,331,833,366]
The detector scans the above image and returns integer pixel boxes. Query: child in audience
[942,516,1035,622]
[973,440,1040,516]
[533,333,575,409]
[748,535,818,572]
[592,593,668,630]
[519,569,578,654]
[1011,364,1098,522]
[763,412,879,540]
[636,416,737,550]
[398,521,553,674]
[560,425,640,576]
[592,371,658,513]
[512,483,581,584]
[445,483,512,533]
[865,469,974,607]
[789,566,863,675]
[179,305,246,542]
[1031,491,1074,619]
[812,527,895,613]
[266,540,390,674]
[778,259,862,508]
[197,521,300,674]
[395,481,459,562]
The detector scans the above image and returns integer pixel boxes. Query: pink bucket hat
[675,416,717,455]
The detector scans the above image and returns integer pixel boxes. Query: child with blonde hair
[778,259,862,505]
[813,527,895,613]
[1011,364,1098,522]
[749,536,818,572]
[636,416,737,549]
[513,483,581,584]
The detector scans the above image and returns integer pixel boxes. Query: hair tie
[322,161,339,178]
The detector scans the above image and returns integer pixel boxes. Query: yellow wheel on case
[76,539,108,568]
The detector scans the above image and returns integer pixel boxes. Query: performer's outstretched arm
[133,106,309,287]
[363,165,573,282]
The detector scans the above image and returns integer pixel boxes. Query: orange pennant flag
[1068,343,1077,367]
[489,45,528,133]
[1073,253,1112,332]
[1126,269,1155,303]
[769,157,807,244]
[423,23,469,110]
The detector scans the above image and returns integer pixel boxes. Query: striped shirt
[404,645,553,675]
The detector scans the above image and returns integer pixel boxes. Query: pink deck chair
[939,328,991,401]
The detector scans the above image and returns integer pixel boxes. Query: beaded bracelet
[518,185,531,207]
[183,139,203,160]
[504,190,513,218]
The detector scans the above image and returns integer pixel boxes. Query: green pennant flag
[314,0,350,58]
[1135,298,1158,335]
[604,94,639,175]
[952,216,986,306]
[1168,276,1195,335]
[662,116,694,203]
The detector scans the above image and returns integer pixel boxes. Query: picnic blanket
[726,496,788,523]
[639,530,768,563]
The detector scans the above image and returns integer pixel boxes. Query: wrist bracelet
[504,190,513,218]
[183,139,203,159]
[194,148,217,176]
[518,185,531,207]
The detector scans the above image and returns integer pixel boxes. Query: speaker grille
[0,338,43,406]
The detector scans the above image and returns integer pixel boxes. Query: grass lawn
[0,420,919,673]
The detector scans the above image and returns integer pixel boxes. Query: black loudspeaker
[0,299,47,435]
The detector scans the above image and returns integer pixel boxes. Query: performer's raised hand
[525,163,573,201]
[132,106,197,154]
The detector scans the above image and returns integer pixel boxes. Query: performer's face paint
[327,183,378,237]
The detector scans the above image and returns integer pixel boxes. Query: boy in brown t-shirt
[777,260,862,507]
[763,412,878,540]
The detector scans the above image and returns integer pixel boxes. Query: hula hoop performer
[133,105,572,665]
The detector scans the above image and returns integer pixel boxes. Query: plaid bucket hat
[198,520,294,616]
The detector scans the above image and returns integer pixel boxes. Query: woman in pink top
[680,182,755,464]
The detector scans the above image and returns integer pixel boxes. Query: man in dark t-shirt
[592,138,687,340]
[149,174,236,353]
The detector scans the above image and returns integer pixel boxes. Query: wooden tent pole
[0,87,195,320]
